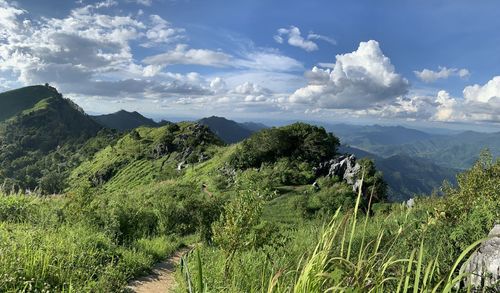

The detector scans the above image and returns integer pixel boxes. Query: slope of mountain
[70,122,223,192]
[328,124,438,147]
[92,110,158,131]
[198,116,254,144]
[0,85,60,122]
[240,122,268,132]
[340,146,457,201]
[368,131,500,170]
[0,86,110,193]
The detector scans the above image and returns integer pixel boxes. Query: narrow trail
[127,246,193,293]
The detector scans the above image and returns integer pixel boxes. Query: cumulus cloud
[370,76,500,123]
[274,26,336,52]
[0,0,25,34]
[142,14,184,47]
[274,26,318,52]
[414,66,470,83]
[290,40,409,109]
[463,76,500,103]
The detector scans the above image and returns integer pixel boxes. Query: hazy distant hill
[328,124,438,147]
[240,122,268,132]
[340,145,458,201]
[198,116,258,144]
[363,131,500,170]
[92,110,158,131]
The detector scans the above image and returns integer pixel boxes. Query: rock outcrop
[314,154,363,193]
[460,224,500,290]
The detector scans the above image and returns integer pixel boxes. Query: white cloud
[290,40,409,109]
[142,14,184,47]
[143,44,233,67]
[0,0,25,34]
[274,26,318,52]
[232,82,271,95]
[307,32,337,46]
[209,77,227,93]
[463,76,500,103]
[135,0,152,6]
[236,51,303,72]
[414,66,470,83]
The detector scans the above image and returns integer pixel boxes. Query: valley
[0,85,498,291]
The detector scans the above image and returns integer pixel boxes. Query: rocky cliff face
[460,224,500,290]
[314,154,363,194]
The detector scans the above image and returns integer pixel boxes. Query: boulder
[460,224,500,290]
[314,154,362,185]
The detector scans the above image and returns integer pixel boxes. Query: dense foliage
[229,123,340,170]
[0,85,496,292]
[0,92,112,194]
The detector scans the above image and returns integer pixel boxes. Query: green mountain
[198,116,255,144]
[341,146,457,201]
[70,122,224,192]
[92,110,159,131]
[240,121,268,132]
[0,86,111,193]
[360,131,500,170]
[0,85,61,122]
[327,123,438,147]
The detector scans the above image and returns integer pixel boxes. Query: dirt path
[127,246,193,293]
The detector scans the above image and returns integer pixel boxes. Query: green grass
[0,85,57,122]
[262,187,306,225]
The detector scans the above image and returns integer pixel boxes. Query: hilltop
[0,86,111,193]
[0,85,62,122]
[198,116,256,144]
[92,110,159,131]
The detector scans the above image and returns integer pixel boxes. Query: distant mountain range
[2,84,494,201]
[91,112,266,144]
[198,116,266,144]
[340,146,457,201]
[326,123,439,147]
[329,123,500,170]
[92,110,159,131]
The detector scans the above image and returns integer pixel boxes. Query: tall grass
[181,179,483,293]
[271,180,480,293]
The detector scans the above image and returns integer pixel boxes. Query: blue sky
[2,0,500,128]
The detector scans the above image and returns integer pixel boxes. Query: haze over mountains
[1,85,497,201]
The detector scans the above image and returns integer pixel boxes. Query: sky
[2,0,500,129]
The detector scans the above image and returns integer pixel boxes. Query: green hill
[70,122,224,192]
[0,87,108,193]
[0,85,61,122]
[198,116,255,144]
[92,110,159,131]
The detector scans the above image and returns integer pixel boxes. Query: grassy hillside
[92,110,159,131]
[0,85,60,122]
[70,122,223,192]
[0,87,496,292]
[0,88,110,194]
